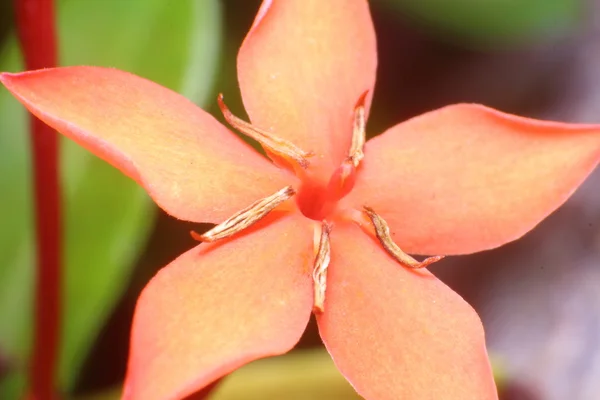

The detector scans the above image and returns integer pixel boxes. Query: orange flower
[3,1,600,399]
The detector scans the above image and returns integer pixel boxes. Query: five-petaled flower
[3,1,600,399]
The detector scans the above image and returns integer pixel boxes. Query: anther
[363,206,444,269]
[191,186,296,242]
[312,221,332,313]
[218,94,313,169]
[348,91,368,167]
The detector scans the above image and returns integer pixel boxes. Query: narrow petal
[0,67,292,223]
[237,0,377,176]
[124,212,314,400]
[317,223,497,400]
[347,104,600,255]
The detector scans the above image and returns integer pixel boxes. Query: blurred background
[1,0,599,399]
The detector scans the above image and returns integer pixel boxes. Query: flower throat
[191,92,442,312]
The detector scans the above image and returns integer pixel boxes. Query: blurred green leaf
[384,0,581,47]
[74,349,361,400]
[0,0,221,397]
[72,350,511,400]
[211,349,361,400]
[212,351,509,399]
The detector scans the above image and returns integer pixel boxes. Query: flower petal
[237,0,377,176]
[124,212,314,400]
[347,104,600,255]
[0,67,292,223]
[317,223,498,400]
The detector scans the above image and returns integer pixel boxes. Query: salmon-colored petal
[317,223,498,400]
[124,212,314,400]
[238,0,377,178]
[347,104,600,255]
[0,67,292,223]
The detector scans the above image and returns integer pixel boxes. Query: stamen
[348,91,368,167]
[312,221,332,313]
[363,206,444,269]
[191,186,296,242]
[218,94,313,169]
[325,159,356,202]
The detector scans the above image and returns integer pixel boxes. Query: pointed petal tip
[249,0,273,33]
[238,0,377,172]
[125,213,315,400]
[0,65,292,223]
[0,71,17,84]
[1,68,57,81]
[318,223,498,400]
[351,103,600,255]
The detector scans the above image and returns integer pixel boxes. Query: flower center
[295,161,356,220]
[192,92,445,314]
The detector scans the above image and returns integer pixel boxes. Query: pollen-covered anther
[363,206,444,269]
[191,186,296,242]
[218,94,313,169]
[348,90,368,167]
[312,221,332,313]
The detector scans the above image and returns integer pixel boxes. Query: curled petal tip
[0,72,17,84]
[355,89,369,108]
[416,255,445,269]
[190,230,205,242]
[216,93,225,108]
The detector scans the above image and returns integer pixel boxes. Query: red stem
[14,0,60,398]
